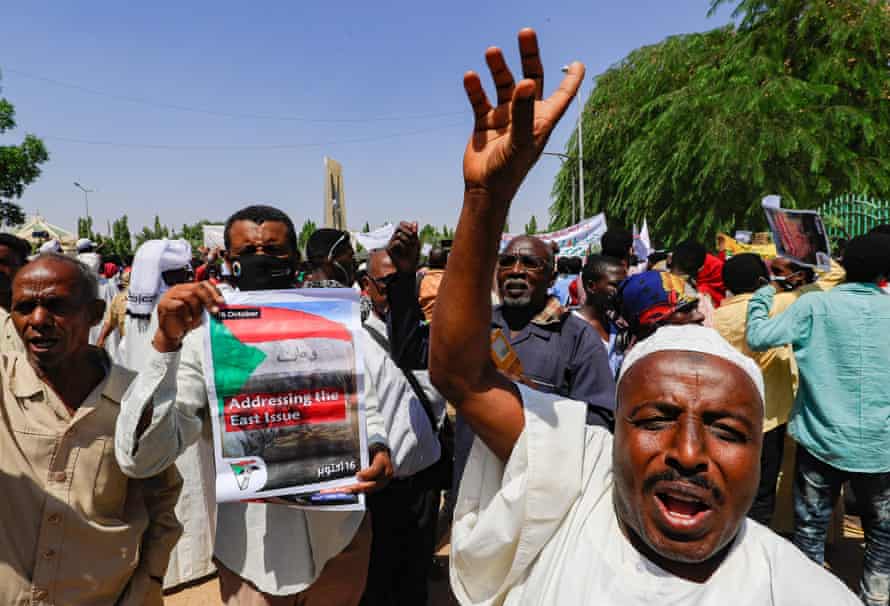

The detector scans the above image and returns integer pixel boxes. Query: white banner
[353,223,395,252]
[501,213,608,256]
[203,225,225,250]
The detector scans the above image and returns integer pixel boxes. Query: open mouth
[503,280,530,297]
[654,487,714,532]
[28,337,60,353]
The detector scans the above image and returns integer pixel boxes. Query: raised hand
[463,28,585,203]
[387,221,421,274]
[153,281,225,352]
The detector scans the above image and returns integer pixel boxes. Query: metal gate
[819,194,890,240]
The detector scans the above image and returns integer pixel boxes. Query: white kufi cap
[618,325,765,407]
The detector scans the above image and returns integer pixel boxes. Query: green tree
[173,219,219,253]
[134,215,171,247]
[524,215,538,235]
[78,216,94,239]
[551,0,890,243]
[110,215,133,259]
[297,219,317,255]
[362,221,371,233]
[0,73,49,227]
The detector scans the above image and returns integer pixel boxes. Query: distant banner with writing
[202,288,367,510]
[501,213,608,256]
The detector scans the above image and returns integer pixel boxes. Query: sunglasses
[497,254,550,271]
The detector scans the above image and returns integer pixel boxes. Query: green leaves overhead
[551,0,890,244]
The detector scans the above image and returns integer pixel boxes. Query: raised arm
[429,28,584,461]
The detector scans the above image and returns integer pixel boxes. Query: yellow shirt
[109,289,129,336]
[714,259,846,432]
[419,269,445,323]
[0,351,182,605]
[715,294,798,432]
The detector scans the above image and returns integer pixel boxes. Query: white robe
[119,310,218,590]
[450,385,859,606]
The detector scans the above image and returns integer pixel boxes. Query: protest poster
[761,196,831,270]
[202,288,367,510]
[501,213,608,257]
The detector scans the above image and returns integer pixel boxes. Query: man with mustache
[430,29,857,605]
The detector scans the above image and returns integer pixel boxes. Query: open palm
[463,29,585,203]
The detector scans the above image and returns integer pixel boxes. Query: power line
[42,120,467,150]
[3,67,465,124]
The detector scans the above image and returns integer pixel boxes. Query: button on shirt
[0,351,183,606]
[450,385,859,605]
[747,282,890,473]
[491,298,615,411]
[115,308,389,596]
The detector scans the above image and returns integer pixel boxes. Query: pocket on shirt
[92,437,130,520]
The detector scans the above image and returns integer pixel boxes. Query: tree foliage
[110,215,133,260]
[134,215,171,247]
[551,0,890,244]
[418,224,454,245]
[0,73,49,227]
[297,219,317,254]
[173,219,219,254]
[525,215,539,235]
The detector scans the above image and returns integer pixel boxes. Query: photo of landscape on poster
[202,288,367,509]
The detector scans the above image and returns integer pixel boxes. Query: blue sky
[0,1,734,238]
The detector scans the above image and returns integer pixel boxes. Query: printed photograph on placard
[203,289,367,506]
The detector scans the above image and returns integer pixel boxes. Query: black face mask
[231,254,294,291]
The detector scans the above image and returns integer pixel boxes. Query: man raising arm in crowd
[430,28,858,605]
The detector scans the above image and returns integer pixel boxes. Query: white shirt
[114,318,388,596]
[450,385,859,606]
[361,312,445,478]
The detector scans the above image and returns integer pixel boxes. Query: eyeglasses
[497,254,550,271]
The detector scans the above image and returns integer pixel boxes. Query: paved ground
[164,519,865,604]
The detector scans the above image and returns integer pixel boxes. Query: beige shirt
[0,308,24,354]
[0,351,183,606]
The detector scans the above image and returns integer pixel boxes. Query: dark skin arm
[429,28,584,461]
[385,222,429,369]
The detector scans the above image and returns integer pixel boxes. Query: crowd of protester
[0,28,889,606]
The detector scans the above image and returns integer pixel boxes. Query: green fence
[819,194,890,240]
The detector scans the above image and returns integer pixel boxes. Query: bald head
[504,236,553,266]
[11,254,106,371]
[428,247,448,270]
[365,249,397,318]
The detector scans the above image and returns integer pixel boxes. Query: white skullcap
[76,238,96,252]
[127,239,192,316]
[39,240,62,254]
[618,325,765,407]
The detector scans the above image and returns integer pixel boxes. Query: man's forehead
[368,250,395,277]
[15,259,80,292]
[618,351,762,412]
[230,219,289,241]
[505,237,549,257]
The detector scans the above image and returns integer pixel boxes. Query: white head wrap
[618,325,765,406]
[39,240,62,254]
[126,239,192,316]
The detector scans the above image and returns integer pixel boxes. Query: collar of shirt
[493,296,566,328]
[834,282,886,295]
[10,348,131,418]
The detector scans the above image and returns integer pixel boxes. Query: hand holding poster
[202,288,367,510]
[762,196,832,270]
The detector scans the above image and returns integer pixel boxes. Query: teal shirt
[746,283,890,473]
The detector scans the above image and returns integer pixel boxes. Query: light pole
[73,181,94,220]
[542,152,575,225]
[561,66,583,222]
